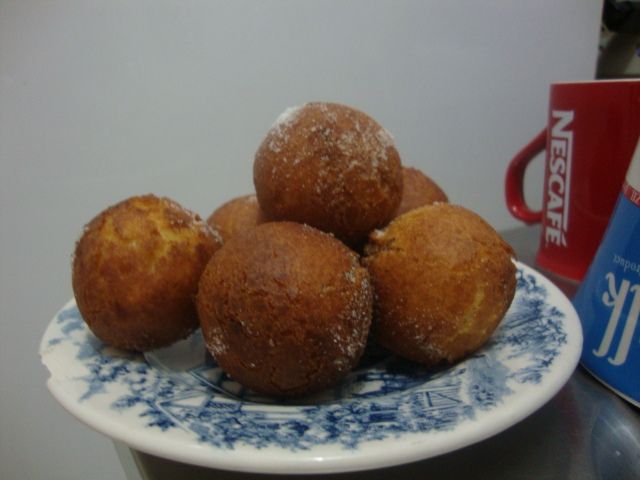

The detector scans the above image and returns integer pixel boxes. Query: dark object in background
[598,1,640,78]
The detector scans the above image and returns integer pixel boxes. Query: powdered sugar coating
[265,103,396,174]
[204,222,223,246]
[332,254,372,370]
[364,204,517,366]
[196,222,373,397]
[254,102,403,245]
[272,105,303,129]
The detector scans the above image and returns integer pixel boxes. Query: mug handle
[505,129,546,224]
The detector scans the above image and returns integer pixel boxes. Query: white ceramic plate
[40,262,582,474]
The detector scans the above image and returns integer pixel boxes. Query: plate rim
[40,261,583,474]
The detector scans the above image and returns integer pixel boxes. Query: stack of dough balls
[71,101,517,400]
[72,195,222,351]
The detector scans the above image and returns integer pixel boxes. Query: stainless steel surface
[126,226,640,479]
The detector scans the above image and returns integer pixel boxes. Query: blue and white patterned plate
[40,262,582,474]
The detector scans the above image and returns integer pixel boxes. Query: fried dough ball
[253,102,403,246]
[197,222,373,397]
[206,194,267,243]
[394,166,448,218]
[364,204,516,366]
[72,195,222,351]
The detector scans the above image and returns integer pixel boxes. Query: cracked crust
[364,204,516,366]
[72,194,222,351]
[196,221,373,397]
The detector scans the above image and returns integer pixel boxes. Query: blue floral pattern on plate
[40,262,582,473]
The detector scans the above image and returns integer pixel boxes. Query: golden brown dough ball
[72,194,222,351]
[394,166,448,218]
[206,194,267,243]
[197,222,373,397]
[253,102,403,246]
[364,204,516,366]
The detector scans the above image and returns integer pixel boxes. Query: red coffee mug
[506,80,640,282]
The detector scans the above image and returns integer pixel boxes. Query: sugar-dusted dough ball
[364,204,516,366]
[394,166,448,218]
[253,102,403,246]
[206,194,267,243]
[197,222,373,397]
[72,194,222,351]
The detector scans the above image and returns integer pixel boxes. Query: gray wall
[0,1,601,479]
